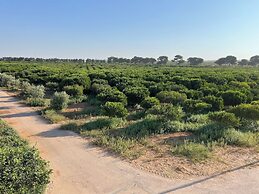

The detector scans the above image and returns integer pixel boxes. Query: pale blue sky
[0,0,259,60]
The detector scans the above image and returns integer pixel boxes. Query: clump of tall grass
[42,109,66,123]
[172,142,211,162]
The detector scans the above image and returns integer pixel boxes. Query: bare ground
[131,133,259,179]
[0,90,259,194]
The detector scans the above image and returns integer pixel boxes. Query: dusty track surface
[0,90,259,194]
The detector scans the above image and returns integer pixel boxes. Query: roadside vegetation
[0,120,51,193]
[1,58,259,177]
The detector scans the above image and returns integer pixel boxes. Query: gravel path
[0,90,258,194]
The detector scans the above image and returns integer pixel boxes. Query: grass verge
[172,142,211,162]
[42,109,66,123]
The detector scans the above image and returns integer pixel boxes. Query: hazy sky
[1,0,259,60]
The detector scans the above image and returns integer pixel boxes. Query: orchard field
[1,61,259,177]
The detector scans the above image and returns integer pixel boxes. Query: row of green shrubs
[2,65,259,118]
[0,120,51,193]
[0,73,72,110]
[2,71,259,136]
[90,85,245,118]
[89,72,254,111]
[2,63,259,111]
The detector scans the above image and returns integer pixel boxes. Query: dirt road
[0,90,258,194]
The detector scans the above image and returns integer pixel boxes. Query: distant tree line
[0,57,86,63]
[107,55,204,65]
[1,55,259,66]
[215,55,259,66]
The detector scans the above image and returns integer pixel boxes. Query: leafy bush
[103,102,128,118]
[148,104,184,121]
[0,120,51,193]
[97,87,127,105]
[239,120,259,132]
[25,84,45,99]
[60,75,91,91]
[140,97,160,109]
[60,122,80,132]
[203,95,224,111]
[69,95,87,104]
[0,73,21,90]
[50,91,70,110]
[229,104,259,120]
[229,81,250,90]
[221,90,247,106]
[184,89,203,100]
[195,123,226,143]
[123,116,163,137]
[20,81,32,97]
[63,84,84,97]
[208,111,240,127]
[94,135,138,159]
[92,78,108,85]
[0,73,15,87]
[89,72,107,80]
[251,100,259,105]
[183,99,202,113]
[186,114,209,124]
[156,91,187,105]
[189,78,204,89]
[164,114,209,133]
[33,85,45,98]
[9,79,20,91]
[126,111,146,121]
[223,128,259,147]
[26,97,46,107]
[199,86,218,96]
[163,120,204,133]
[172,142,211,162]
[91,83,111,94]
[46,82,59,91]
[82,94,99,105]
[42,109,66,123]
[148,84,164,96]
[193,102,212,114]
[194,122,259,147]
[81,118,124,131]
[124,86,150,105]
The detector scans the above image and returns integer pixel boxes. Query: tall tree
[187,57,204,65]
[173,55,185,64]
[225,55,237,65]
[249,55,259,66]
[238,59,249,66]
[157,56,168,64]
[215,56,237,65]
[107,56,118,63]
[215,57,225,65]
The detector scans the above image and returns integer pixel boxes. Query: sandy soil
[131,133,259,180]
[0,89,259,194]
